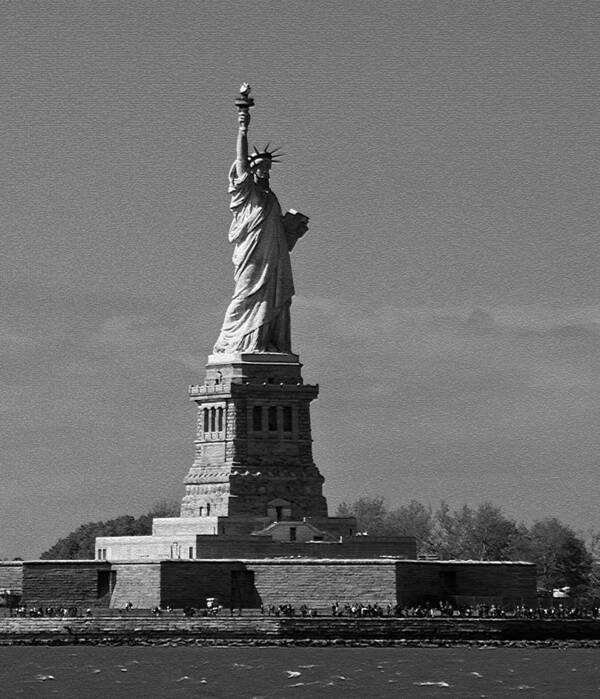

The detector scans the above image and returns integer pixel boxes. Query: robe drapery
[213,162,294,353]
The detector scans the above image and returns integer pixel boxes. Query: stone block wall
[96,535,198,561]
[182,355,329,523]
[22,561,111,607]
[105,559,402,610]
[3,616,600,644]
[192,536,416,559]
[15,557,537,612]
[110,563,162,609]
[395,561,537,607]
[0,561,23,594]
[152,518,218,536]
[249,560,398,608]
[156,559,399,610]
[160,561,239,608]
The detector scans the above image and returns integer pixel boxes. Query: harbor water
[1,645,600,697]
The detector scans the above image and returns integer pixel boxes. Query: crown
[248,143,284,168]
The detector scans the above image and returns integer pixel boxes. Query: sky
[2,1,600,558]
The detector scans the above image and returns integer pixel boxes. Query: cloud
[0,319,48,357]
[466,308,497,332]
[86,314,163,348]
[0,385,35,415]
[296,294,600,358]
[84,313,190,366]
[296,295,600,443]
[174,352,210,373]
[0,330,37,350]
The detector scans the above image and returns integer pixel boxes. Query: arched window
[203,408,209,433]
[210,407,216,432]
[206,503,211,516]
[217,406,224,432]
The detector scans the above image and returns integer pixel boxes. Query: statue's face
[253,160,271,179]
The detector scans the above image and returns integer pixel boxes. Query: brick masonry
[181,354,329,522]
[159,559,537,610]
[20,561,112,608]
[157,560,399,609]
[0,561,23,594]
[395,560,538,607]
[191,536,416,559]
[110,563,162,609]
[6,558,537,611]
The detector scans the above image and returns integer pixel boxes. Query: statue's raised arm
[212,85,307,356]
[235,83,252,178]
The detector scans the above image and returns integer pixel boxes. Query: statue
[213,84,309,354]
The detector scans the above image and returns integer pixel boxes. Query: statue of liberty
[213,84,308,354]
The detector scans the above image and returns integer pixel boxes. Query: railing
[189,382,318,397]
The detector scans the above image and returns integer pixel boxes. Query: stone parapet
[95,535,198,561]
[3,617,600,645]
[152,517,219,537]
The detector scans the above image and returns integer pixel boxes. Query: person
[213,99,308,354]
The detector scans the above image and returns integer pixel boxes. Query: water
[1,646,599,697]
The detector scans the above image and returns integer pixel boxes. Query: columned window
[268,406,277,431]
[250,404,297,438]
[253,405,262,431]
[202,403,226,440]
[283,406,292,432]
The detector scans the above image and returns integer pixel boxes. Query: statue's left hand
[238,110,251,131]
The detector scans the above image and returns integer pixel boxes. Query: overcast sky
[2,1,600,558]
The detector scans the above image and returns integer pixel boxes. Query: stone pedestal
[180,352,328,526]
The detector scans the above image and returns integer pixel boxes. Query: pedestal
[180,352,328,527]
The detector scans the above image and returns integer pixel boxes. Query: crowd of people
[327,601,600,619]
[262,604,319,617]
[6,601,600,619]
[12,606,85,618]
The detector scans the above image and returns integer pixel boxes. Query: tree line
[39,500,179,560]
[336,497,597,597]
[33,496,598,599]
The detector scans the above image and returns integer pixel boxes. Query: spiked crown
[248,143,284,169]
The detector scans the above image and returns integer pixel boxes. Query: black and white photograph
[1,1,600,695]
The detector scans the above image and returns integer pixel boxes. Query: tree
[336,497,388,534]
[385,500,434,553]
[148,499,180,518]
[336,496,595,595]
[586,529,600,602]
[336,498,434,553]
[428,501,530,561]
[526,518,592,594]
[431,502,473,559]
[40,500,180,560]
[586,527,600,560]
